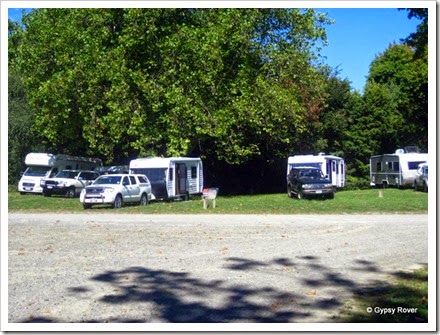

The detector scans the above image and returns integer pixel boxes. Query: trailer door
[176,163,187,195]
[331,160,337,186]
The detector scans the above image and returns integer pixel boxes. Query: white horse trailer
[370,148,428,188]
[18,153,102,194]
[287,153,345,187]
[129,157,203,200]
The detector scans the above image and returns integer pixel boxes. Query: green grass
[8,188,428,214]
[336,266,428,322]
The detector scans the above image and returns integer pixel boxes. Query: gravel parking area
[7,213,428,328]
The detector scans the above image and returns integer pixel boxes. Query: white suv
[80,174,152,209]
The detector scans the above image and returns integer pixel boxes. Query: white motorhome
[287,153,345,187]
[129,157,203,200]
[370,148,428,188]
[18,153,102,194]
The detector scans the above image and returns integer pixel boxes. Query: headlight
[302,184,313,189]
[80,189,86,196]
[40,180,45,186]
[323,184,333,188]
[103,187,114,193]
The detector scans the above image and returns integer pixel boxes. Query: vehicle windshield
[55,170,79,179]
[94,176,122,185]
[23,166,51,177]
[298,169,324,179]
[408,161,427,170]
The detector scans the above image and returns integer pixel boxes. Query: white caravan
[370,148,428,188]
[18,153,102,194]
[129,157,203,200]
[287,153,345,187]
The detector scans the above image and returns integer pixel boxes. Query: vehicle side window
[129,176,137,185]
[138,176,148,183]
[122,176,130,185]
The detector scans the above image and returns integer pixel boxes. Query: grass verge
[336,266,428,322]
[8,188,428,214]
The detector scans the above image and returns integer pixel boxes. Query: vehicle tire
[423,182,428,193]
[43,190,52,197]
[65,187,75,198]
[139,193,148,206]
[113,194,123,208]
[328,193,335,200]
[83,203,92,210]
[287,185,293,198]
[297,191,303,200]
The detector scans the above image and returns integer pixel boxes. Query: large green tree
[13,8,331,167]
[8,19,46,185]
[366,43,427,151]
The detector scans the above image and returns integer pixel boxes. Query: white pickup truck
[41,170,100,198]
[80,174,152,209]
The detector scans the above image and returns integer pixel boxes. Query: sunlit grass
[8,188,428,214]
[336,266,428,322]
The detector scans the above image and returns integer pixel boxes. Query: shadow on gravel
[20,257,427,323]
[87,266,309,323]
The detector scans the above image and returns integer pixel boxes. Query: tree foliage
[400,8,428,58]
[341,43,428,179]
[13,8,331,166]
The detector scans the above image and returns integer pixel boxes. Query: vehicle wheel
[328,193,335,199]
[287,185,293,198]
[83,203,92,210]
[43,190,52,197]
[297,191,303,200]
[423,182,428,192]
[65,187,75,198]
[139,193,148,206]
[113,194,123,208]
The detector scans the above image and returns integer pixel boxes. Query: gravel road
[7,213,428,327]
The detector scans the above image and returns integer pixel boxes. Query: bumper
[302,189,334,197]
[18,184,43,193]
[42,185,71,195]
[80,194,116,205]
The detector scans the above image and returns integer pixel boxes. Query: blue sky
[8,7,421,92]
[317,8,421,92]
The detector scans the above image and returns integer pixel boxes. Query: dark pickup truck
[287,167,334,199]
